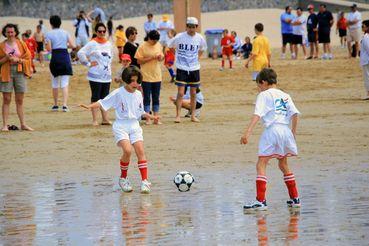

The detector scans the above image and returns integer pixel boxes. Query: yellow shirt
[135,41,163,82]
[115,30,126,47]
[251,35,271,72]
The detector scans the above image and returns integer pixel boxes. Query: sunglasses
[97,30,106,33]
[187,25,197,29]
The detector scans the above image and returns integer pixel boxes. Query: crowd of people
[1,4,368,199]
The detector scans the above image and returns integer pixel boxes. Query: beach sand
[0,9,368,244]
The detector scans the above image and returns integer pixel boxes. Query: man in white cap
[347,4,362,58]
[168,17,207,123]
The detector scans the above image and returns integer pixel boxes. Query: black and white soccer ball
[173,171,194,192]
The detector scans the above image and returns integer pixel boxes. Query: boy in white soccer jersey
[240,68,301,210]
[80,66,158,194]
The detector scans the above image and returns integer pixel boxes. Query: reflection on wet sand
[0,170,368,244]
[252,209,300,246]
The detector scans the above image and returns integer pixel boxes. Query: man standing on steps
[168,17,207,123]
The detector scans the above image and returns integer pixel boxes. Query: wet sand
[0,44,368,244]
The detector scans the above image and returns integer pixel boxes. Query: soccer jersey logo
[275,98,288,115]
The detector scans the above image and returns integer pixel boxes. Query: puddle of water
[0,168,368,245]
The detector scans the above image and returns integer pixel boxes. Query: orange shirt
[337,17,347,30]
[221,35,234,52]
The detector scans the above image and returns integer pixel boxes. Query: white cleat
[141,180,151,194]
[119,178,133,192]
[243,200,268,211]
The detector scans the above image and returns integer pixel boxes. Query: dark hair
[50,15,61,28]
[121,65,143,84]
[285,6,290,11]
[37,24,42,29]
[255,23,264,32]
[2,23,20,37]
[256,68,277,85]
[296,7,303,11]
[231,31,237,36]
[95,22,106,32]
[320,4,326,8]
[39,19,43,24]
[223,29,228,33]
[147,30,160,41]
[125,26,137,38]
[147,13,153,18]
[22,32,30,38]
[363,20,369,29]
[116,25,124,30]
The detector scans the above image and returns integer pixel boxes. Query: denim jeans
[141,81,161,113]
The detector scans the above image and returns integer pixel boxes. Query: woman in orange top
[336,11,347,48]
[0,23,33,131]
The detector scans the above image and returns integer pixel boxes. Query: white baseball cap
[186,17,198,25]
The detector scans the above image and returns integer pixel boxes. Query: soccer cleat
[141,180,151,194]
[51,105,59,111]
[62,106,69,112]
[219,67,224,71]
[119,178,133,192]
[243,200,268,210]
[287,198,301,208]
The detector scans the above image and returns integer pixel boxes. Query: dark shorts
[89,81,111,102]
[339,28,347,37]
[282,33,293,45]
[292,35,303,45]
[175,69,200,88]
[318,30,331,43]
[308,31,317,43]
[196,102,202,109]
[36,42,44,53]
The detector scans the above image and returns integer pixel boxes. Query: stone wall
[0,0,298,19]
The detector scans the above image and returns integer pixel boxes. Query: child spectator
[220,29,235,70]
[115,25,126,63]
[165,29,176,83]
[169,85,204,118]
[241,36,253,59]
[33,25,45,66]
[336,11,347,48]
[114,54,131,86]
[22,32,37,73]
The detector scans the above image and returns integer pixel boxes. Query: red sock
[284,173,299,199]
[120,161,129,178]
[138,160,148,180]
[221,60,225,67]
[229,60,232,68]
[256,175,267,202]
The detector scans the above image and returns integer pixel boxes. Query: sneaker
[170,76,176,83]
[119,178,133,192]
[287,198,301,208]
[243,200,268,210]
[185,110,191,118]
[51,105,59,111]
[141,180,151,194]
[328,54,333,60]
[219,67,224,71]
[62,106,69,112]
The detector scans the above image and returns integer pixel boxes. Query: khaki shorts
[0,65,27,93]
[347,28,361,43]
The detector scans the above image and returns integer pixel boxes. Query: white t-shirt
[168,32,207,71]
[158,20,174,42]
[99,87,144,121]
[73,18,91,38]
[292,15,307,36]
[45,29,70,49]
[360,33,369,66]
[347,11,362,30]
[77,40,113,83]
[254,88,300,128]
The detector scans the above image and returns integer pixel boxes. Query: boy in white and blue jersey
[240,68,301,211]
[168,17,207,123]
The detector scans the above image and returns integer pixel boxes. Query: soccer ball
[173,171,194,192]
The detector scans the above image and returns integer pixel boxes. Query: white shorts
[113,119,143,145]
[258,124,298,159]
[76,36,89,47]
[347,28,361,43]
[52,75,70,88]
